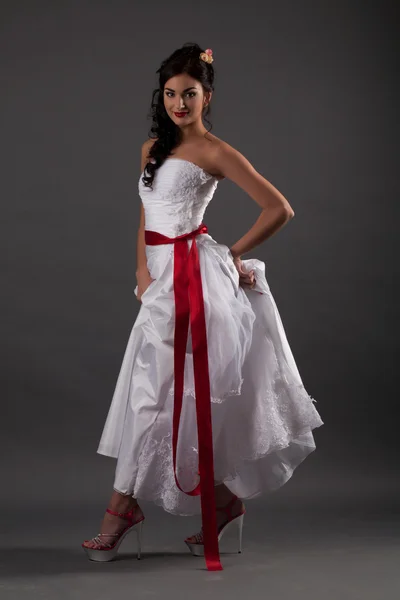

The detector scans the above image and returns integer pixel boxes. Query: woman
[82,42,323,571]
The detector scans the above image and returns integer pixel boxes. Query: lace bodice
[138,158,219,237]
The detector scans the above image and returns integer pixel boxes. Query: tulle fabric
[97,234,324,516]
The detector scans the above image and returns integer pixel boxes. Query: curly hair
[141,42,215,189]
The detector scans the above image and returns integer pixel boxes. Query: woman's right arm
[135,141,154,301]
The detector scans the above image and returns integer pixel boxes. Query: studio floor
[1,475,399,600]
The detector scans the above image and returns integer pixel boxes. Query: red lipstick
[174,112,188,118]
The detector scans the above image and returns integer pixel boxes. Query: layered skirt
[97,231,324,516]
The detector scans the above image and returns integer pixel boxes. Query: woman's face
[163,74,211,126]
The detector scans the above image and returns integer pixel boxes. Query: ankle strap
[106,507,134,519]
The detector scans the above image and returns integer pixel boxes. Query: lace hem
[133,381,324,515]
[134,424,321,516]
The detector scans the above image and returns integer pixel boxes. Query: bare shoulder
[211,138,293,213]
[197,134,227,179]
[212,138,259,177]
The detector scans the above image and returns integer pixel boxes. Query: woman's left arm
[214,142,295,259]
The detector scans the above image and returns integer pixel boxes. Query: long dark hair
[141,42,215,189]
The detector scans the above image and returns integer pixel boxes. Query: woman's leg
[83,489,144,549]
[185,482,245,543]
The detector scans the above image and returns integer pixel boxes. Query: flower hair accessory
[200,48,214,64]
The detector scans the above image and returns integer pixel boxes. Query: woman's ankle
[214,483,236,507]
[109,490,137,511]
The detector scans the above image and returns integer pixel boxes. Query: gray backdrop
[1,1,399,598]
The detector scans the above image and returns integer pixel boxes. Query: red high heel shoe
[184,494,245,557]
[82,505,145,562]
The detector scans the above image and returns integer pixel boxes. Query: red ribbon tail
[188,238,222,571]
[147,224,222,571]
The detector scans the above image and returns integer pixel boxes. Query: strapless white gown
[97,158,324,516]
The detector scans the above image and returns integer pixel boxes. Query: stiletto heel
[82,504,145,562]
[136,519,144,560]
[185,494,245,557]
[236,512,244,553]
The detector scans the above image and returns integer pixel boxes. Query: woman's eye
[165,92,196,98]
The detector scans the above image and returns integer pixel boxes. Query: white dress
[97,157,324,516]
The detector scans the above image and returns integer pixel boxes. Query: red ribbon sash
[144,223,222,571]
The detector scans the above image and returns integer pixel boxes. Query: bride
[82,42,323,571]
